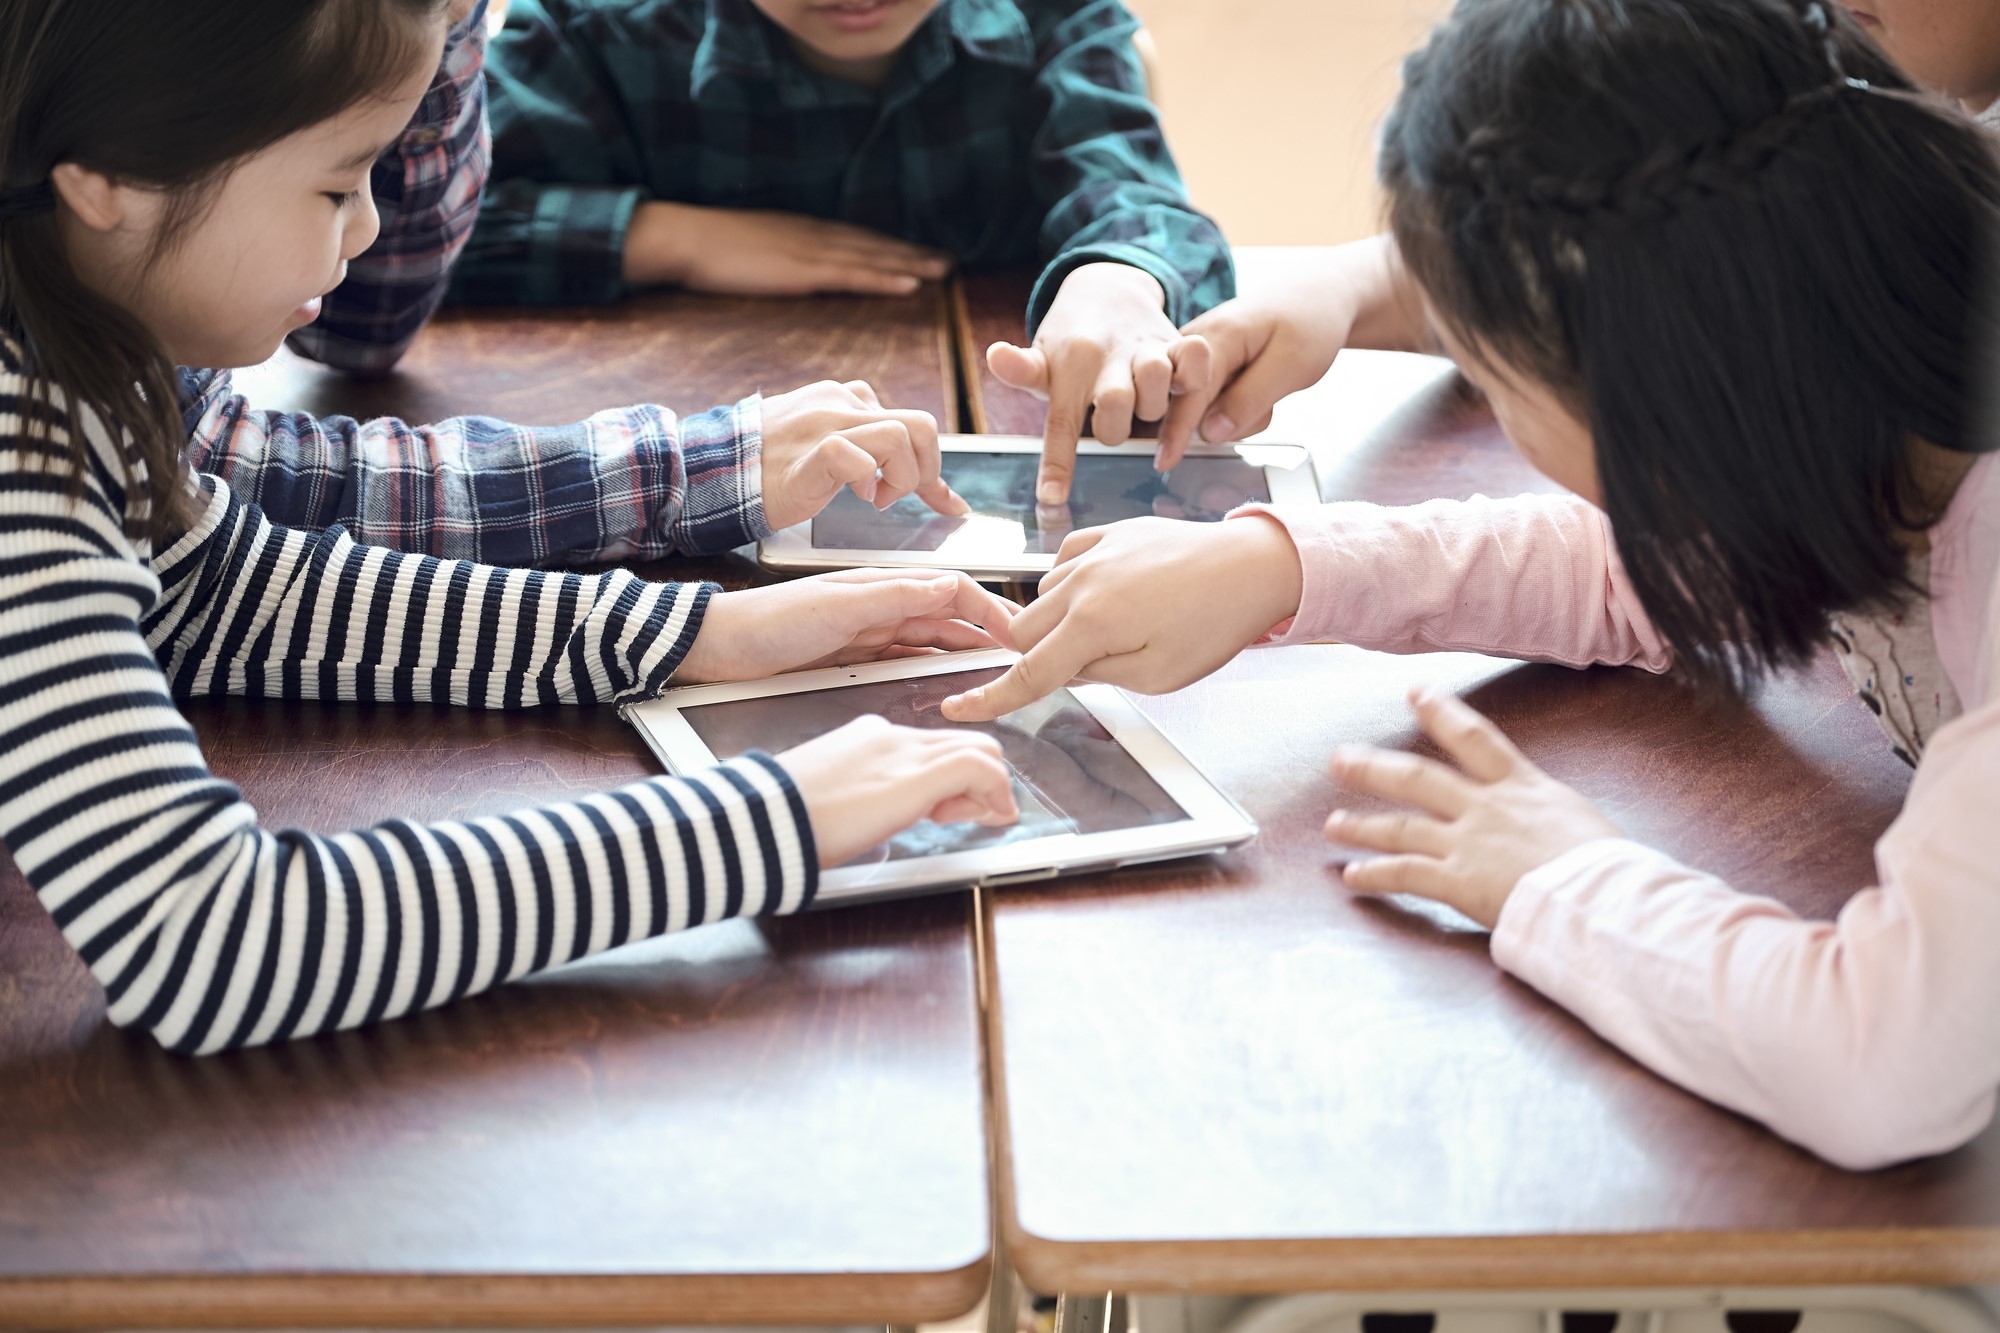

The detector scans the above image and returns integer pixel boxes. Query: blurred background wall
[1122,0,1449,245]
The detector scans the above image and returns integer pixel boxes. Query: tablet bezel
[758,435,1321,578]
[621,649,1258,905]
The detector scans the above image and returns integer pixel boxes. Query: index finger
[939,630,1090,722]
[1158,319,1247,459]
[1326,745,1475,819]
[1154,336,1215,471]
[1037,344,1105,506]
[891,406,967,517]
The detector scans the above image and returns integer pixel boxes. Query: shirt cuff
[530,184,646,306]
[668,394,769,556]
[738,750,821,912]
[1490,836,1684,982]
[1027,243,1193,336]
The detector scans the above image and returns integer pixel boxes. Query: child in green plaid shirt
[456,0,1234,503]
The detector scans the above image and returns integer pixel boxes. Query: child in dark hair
[0,0,1022,1055]
[456,0,1232,506]
[944,0,2000,1169]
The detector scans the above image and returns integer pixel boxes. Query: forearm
[1336,234,1433,354]
[40,751,815,1055]
[451,180,643,307]
[1236,492,1673,670]
[186,379,767,567]
[1492,701,2000,1169]
[148,478,714,707]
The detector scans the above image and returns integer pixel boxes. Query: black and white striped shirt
[0,344,817,1055]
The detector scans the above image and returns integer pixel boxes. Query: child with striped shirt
[0,0,1021,1055]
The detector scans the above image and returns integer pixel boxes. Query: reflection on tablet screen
[679,668,1188,866]
[811,452,1272,554]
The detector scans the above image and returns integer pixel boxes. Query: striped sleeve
[0,364,818,1055]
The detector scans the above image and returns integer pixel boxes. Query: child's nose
[344,190,382,260]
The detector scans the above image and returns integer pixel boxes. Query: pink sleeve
[1492,695,2000,1169]
[1233,493,1673,671]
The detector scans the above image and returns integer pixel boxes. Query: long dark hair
[1381,0,2000,685]
[0,0,446,540]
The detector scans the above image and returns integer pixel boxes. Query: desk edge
[996,1220,2000,1295]
[0,1261,992,1330]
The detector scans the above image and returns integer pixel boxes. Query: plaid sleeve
[1021,0,1235,335]
[183,371,770,568]
[288,0,494,372]
[450,0,649,307]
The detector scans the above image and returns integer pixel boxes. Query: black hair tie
[0,181,55,222]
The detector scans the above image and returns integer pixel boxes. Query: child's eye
[324,190,360,209]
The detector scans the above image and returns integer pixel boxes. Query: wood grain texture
[0,689,992,1327]
[978,333,2000,1290]
[0,293,989,1328]
[233,284,959,430]
[955,272,1047,438]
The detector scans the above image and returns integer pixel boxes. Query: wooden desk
[236,283,959,430]
[980,346,2000,1290]
[0,294,991,1329]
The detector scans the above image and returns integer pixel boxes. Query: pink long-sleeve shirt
[1242,451,2000,1170]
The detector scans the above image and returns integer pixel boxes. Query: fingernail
[1201,411,1236,443]
[1037,481,1064,505]
[1325,810,1349,829]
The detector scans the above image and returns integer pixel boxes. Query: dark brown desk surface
[953,271,1046,437]
[981,353,2000,1292]
[0,292,990,1330]
[234,283,959,430]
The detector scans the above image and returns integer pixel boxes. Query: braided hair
[1382,0,2000,687]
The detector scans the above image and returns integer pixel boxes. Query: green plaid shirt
[452,0,1234,334]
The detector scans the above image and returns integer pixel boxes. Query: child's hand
[759,380,969,530]
[940,514,1302,722]
[624,202,953,297]
[986,262,1213,505]
[1158,235,1421,459]
[1156,287,1356,459]
[677,568,1019,685]
[774,717,1020,868]
[1326,688,1623,929]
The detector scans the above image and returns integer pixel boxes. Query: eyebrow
[335,139,397,172]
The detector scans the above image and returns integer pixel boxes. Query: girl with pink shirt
[942,0,2000,1169]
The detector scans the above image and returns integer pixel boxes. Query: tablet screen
[811,452,1271,555]
[678,668,1188,864]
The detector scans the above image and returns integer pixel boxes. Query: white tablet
[622,649,1257,906]
[758,435,1321,579]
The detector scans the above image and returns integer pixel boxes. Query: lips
[811,0,899,32]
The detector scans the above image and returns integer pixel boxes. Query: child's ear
[49,163,129,233]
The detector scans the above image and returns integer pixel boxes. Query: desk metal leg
[1058,1293,1129,1333]
[984,1240,1023,1333]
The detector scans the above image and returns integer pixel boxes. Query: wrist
[623,201,704,287]
[1060,260,1168,314]
[1220,511,1305,632]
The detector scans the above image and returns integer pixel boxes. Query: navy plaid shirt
[289,0,492,373]
[452,0,1235,334]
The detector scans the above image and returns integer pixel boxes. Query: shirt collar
[689,0,1035,105]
